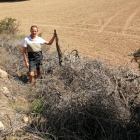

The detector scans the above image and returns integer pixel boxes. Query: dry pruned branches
[1,38,140,140]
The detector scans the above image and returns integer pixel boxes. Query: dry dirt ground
[0,0,140,67]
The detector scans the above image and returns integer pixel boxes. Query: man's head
[30,25,38,38]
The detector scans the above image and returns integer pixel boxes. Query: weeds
[30,99,48,114]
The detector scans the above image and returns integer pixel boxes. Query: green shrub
[30,99,48,114]
[0,17,18,35]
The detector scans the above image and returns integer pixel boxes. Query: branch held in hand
[54,30,62,66]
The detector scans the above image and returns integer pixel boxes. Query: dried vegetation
[0,35,140,140]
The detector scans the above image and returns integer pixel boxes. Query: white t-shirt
[23,35,47,61]
[23,35,47,48]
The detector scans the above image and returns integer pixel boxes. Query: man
[23,25,56,86]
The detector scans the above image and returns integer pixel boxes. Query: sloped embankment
[0,38,140,139]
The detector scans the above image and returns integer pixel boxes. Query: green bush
[0,17,18,35]
[30,99,48,114]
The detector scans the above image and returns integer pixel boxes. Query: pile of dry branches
[1,38,140,140]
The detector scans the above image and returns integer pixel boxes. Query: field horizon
[0,0,140,68]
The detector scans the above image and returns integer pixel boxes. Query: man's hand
[45,31,57,45]
[25,62,29,69]
[23,47,29,69]
[54,30,57,37]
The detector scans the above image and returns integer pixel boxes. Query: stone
[0,69,9,79]
[1,87,10,97]
[0,87,10,104]
[0,121,4,131]
[21,115,29,123]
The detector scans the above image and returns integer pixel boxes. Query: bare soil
[0,0,140,67]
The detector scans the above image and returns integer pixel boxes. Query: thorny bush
[1,38,140,140]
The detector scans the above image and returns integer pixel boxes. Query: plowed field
[0,0,140,67]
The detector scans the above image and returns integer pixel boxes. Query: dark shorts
[29,60,42,72]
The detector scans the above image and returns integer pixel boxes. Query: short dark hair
[30,25,38,31]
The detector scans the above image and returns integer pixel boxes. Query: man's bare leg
[29,71,35,87]
[36,70,41,79]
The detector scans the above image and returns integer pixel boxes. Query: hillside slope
[0,39,140,139]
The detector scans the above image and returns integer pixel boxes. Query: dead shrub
[1,37,140,140]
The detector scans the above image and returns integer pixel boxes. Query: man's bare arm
[23,47,29,69]
[45,33,56,45]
